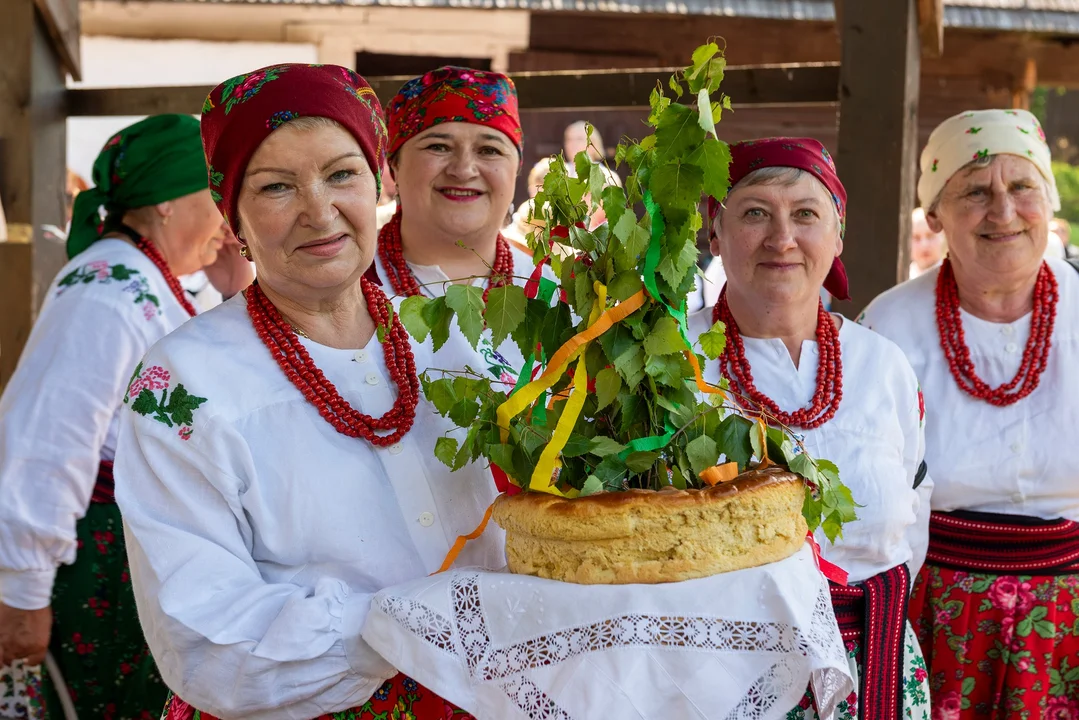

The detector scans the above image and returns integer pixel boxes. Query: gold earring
[162,215,170,227]
[239,245,251,259]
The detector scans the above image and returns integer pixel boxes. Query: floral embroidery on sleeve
[124,362,208,440]
[56,261,162,319]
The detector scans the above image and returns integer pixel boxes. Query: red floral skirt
[911,511,1079,719]
[160,674,474,720]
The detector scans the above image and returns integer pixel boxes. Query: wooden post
[835,0,921,314]
[0,0,69,392]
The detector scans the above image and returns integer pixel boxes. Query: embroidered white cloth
[0,238,194,610]
[860,257,1079,521]
[362,544,853,720]
[687,313,930,584]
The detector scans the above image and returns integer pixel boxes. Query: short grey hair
[714,166,842,231]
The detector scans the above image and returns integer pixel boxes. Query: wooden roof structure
[2,0,1078,389]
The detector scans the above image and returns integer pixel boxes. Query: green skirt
[42,501,168,720]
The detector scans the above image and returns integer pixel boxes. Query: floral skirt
[785,621,931,720]
[0,661,45,720]
[41,501,167,719]
[910,563,1079,719]
[160,674,475,720]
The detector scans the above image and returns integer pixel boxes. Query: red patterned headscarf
[707,137,849,301]
[385,66,523,159]
[200,64,388,235]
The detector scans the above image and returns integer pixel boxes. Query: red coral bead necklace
[713,288,843,429]
[246,277,419,446]
[935,256,1057,406]
[377,206,513,300]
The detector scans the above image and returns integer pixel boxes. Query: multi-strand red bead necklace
[935,257,1057,407]
[131,236,198,317]
[246,277,419,446]
[377,208,514,300]
[713,289,843,429]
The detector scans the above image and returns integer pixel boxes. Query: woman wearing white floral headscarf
[862,109,1079,718]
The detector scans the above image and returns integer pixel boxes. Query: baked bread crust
[492,469,808,584]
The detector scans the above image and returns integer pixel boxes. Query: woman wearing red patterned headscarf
[690,137,932,720]
[376,67,555,387]
[114,64,500,720]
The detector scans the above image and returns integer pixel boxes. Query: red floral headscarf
[385,66,523,159]
[707,137,849,301]
[200,64,388,235]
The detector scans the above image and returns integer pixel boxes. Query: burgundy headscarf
[385,66,523,159]
[707,137,850,301]
[200,64,388,235]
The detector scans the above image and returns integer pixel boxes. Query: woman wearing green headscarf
[0,114,243,719]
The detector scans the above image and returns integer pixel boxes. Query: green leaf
[608,271,643,302]
[448,398,479,427]
[434,436,459,468]
[574,266,597,321]
[423,377,457,415]
[686,434,719,476]
[789,453,820,484]
[1034,620,1057,639]
[618,394,646,434]
[821,510,843,543]
[699,321,727,360]
[817,459,841,485]
[486,443,516,471]
[445,285,486,347]
[716,414,753,467]
[595,367,622,410]
[649,161,705,222]
[111,264,136,281]
[601,184,628,229]
[589,435,626,457]
[512,298,548,361]
[580,475,605,496]
[643,316,686,356]
[689,138,732,204]
[612,345,646,387]
[644,352,686,388]
[131,389,160,418]
[421,296,453,351]
[592,456,628,490]
[654,104,707,163]
[961,677,976,696]
[588,162,608,203]
[802,485,822,532]
[484,284,526,348]
[625,450,661,473]
[668,74,684,99]
[561,433,592,458]
[397,298,431,343]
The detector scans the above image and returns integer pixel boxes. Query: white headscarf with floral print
[918,109,1060,212]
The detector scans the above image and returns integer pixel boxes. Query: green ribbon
[641,190,693,348]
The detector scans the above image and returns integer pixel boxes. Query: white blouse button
[1005,342,1018,353]
[1002,326,1014,336]
[365,373,379,385]
[1011,492,1025,504]
[353,350,368,363]
[389,443,403,455]
[1011,442,1024,454]
[418,512,435,527]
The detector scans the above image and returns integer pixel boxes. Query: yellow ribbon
[529,357,588,493]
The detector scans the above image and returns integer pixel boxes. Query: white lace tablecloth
[362,543,853,720]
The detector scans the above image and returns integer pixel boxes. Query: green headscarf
[67,114,210,259]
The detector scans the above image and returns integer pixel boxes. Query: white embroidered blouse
[0,239,194,610]
[689,312,931,584]
[860,258,1079,521]
[114,292,503,719]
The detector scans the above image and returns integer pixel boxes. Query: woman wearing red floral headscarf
[690,137,932,720]
[114,64,498,720]
[375,67,556,386]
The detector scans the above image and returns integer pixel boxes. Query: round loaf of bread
[492,469,808,584]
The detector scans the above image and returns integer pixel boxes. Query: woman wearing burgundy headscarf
[114,65,499,720]
[690,138,932,720]
[374,66,557,387]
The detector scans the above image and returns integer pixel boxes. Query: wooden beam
[836,0,921,313]
[1012,58,1037,110]
[0,0,69,392]
[33,0,80,81]
[918,0,944,59]
[66,63,842,117]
